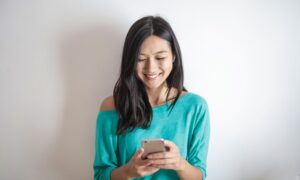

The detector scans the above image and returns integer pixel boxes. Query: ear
[173,55,176,63]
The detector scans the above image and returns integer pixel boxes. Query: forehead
[139,35,172,55]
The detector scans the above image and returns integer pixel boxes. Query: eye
[156,57,166,60]
[138,59,147,62]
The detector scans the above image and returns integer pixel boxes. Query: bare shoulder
[100,96,115,111]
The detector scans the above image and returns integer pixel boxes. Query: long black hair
[113,16,187,135]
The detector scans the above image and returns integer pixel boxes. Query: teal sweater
[94,92,210,180]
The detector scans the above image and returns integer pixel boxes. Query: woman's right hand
[124,148,160,178]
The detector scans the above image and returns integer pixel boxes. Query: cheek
[162,61,173,72]
[134,67,140,79]
[136,65,143,74]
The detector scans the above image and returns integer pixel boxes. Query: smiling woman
[93,16,210,180]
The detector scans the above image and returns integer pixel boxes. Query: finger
[163,140,176,148]
[147,152,176,159]
[138,159,153,166]
[151,158,177,165]
[144,166,160,173]
[151,164,174,169]
[141,166,160,176]
[163,140,178,152]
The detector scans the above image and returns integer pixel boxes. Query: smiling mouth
[144,73,161,80]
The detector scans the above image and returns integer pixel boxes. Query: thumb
[133,148,144,159]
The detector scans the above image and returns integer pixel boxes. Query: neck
[146,85,176,107]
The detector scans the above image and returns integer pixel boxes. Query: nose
[145,58,158,72]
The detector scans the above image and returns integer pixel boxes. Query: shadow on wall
[48,20,124,179]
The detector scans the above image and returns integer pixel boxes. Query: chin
[144,82,166,90]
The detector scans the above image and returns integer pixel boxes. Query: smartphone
[141,138,166,159]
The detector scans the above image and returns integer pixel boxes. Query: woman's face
[136,35,175,91]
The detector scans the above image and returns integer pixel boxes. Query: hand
[147,140,186,171]
[124,148,159,178]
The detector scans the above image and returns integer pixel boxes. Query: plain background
[1,0,299,179]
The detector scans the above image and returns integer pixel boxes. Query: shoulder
[180,92,209,115]
[183,93,210,126]
[100,96,116,111]
[185,92,208,107]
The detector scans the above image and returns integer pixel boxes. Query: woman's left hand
[147,140,186,171]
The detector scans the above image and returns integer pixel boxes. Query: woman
[94,16,210,180]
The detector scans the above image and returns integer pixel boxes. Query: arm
[94,97,119,179]
[93,110,119,180]
[110,165,130,180]
[176,158,203,180]
[185,99,210,179]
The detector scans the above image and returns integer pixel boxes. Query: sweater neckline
[99,92,191,113]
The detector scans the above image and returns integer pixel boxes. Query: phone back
[141,139,166,159]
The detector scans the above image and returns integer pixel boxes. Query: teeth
[146,74,159,79]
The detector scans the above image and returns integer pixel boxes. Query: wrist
[122,163,132,179]
[177,157,187,172]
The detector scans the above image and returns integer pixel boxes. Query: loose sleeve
[187,99,210,179]
[93,111,119,180]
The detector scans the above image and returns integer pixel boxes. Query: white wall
[1,0,299,179]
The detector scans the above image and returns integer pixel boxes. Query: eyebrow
[139,50,168,56]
